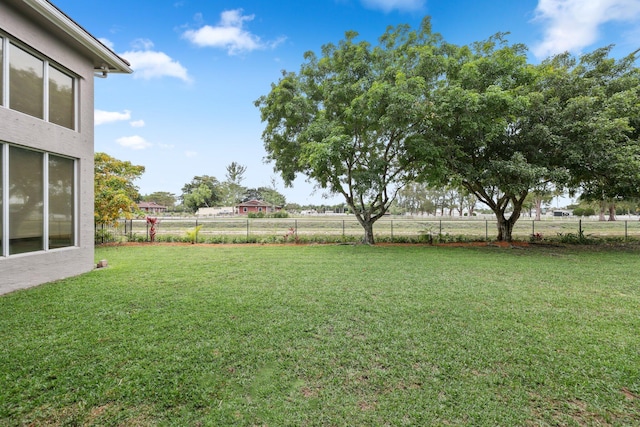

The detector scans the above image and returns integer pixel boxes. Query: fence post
[439,220,442,236]
[247,219,250,240]
[295,219,298,238]
[195,219,199,243]
[485,220,488,241]
[625,220,628,241]
[532,220,535,238]
[342,220,345,238]
[391,220,394,241]
[579,219,582,237]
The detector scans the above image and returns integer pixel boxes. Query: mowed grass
[1,244,639,426]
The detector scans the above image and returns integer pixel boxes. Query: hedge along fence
[95,217,640,244]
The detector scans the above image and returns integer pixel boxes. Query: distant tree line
[133,162,286,214]
[94,150,639,228]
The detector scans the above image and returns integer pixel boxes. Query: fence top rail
[119,217,640,224]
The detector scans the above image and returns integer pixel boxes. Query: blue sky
[53,0,640,205]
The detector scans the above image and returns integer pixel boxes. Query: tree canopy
[257,17,639,242]
[94,152,145,225]
[218,162,248,206]
[414,35,573,241]
[256,19,443,244]
[142,191,177,208]
[180,175,220,212]
[242,187,286,207]
[554,47,640,212]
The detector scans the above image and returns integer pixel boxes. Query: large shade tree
[416,36,571,241]
[256,19,443,243]
[552,47,640,218]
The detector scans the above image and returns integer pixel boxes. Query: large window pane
[49,66,74,129]
[49,155,74,248]
[9,147,43,254]
[9,44,44,119]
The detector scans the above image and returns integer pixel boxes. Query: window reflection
[9,146,44,254]
[48,155,75,248]
[9,44,44,119]
[49,65,74,129]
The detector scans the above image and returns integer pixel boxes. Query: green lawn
[1,244,639,426]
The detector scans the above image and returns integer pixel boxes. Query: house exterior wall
[237,205,282,215]
[0,2,95,294]
[240,206,265,214]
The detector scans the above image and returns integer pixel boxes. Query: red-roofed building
[236,199,281,215]
[138,202,168,214]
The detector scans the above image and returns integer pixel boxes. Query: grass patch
[1,244,639,425]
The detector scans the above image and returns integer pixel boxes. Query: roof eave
[23,0,132,74]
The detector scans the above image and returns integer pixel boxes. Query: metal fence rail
[95,216,640,244]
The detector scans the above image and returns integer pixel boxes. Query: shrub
[573,207,596,217]
[270,211,289,218]
[94,228,114,244]
[554,231,596,245]
[530,232,543,242]
[185,225,203,243]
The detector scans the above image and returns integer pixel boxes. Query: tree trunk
[350,204,377,244]
[362,220,375,245]
[496,215,516,242]
[608,204,616,221]
[534,198,542,221]
[494,197,526,242]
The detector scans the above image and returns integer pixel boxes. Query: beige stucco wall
[0,1,96,294]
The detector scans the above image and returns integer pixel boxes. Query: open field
[1,244,639,425]
[98,216,640,244]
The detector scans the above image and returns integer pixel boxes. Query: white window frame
[0,143,78,258]
[1,143,7,257]
[0,32,78,131]
[1,36,7,107]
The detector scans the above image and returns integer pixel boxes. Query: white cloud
[131,38,155,50]
[121,49,191,82]
[185,150,198,158]
[532,0,640,58]
[98,37,115,50]
[360,0,426,12]
[95,109,131,125]
[116,135,152,150]
[130,120,145,128]
[182,9,285,55]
